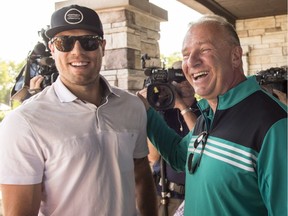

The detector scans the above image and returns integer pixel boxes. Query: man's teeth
[194,71,208,80]
[71,62,88,66]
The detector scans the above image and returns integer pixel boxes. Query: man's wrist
[28,88,42,95]
[180,107,192,116]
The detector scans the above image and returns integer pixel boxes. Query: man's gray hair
[189,14,240,46]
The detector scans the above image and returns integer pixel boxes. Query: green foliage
[0,59,24,104]
[0,110,7,122]
[0,59,24,121]
[0,110,4,121]
[161,52,182,68]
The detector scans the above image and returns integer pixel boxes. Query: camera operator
[261,85,287,105]
[272,89,287,105]
[10,29,58,104]
[27,75,44,97]
[145,61,200,216]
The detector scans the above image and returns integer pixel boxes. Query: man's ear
[101,39,106,56]
[48,42,55,56]
[231,46,242,68]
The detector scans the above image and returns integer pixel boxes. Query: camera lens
[147,83,175,110]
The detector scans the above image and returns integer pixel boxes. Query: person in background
[27,75,44,96]
[138,14,287,215]
[257,66,287,106]
[272,88,287,105]
[0,4,157,216]
[261,84,287,106]
[146,61,200,215]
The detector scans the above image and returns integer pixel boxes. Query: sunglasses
[188,131,208,174]
[51,35,103,52]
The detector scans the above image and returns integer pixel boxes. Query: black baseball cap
[45,4,103,39]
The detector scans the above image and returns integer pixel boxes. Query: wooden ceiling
[178,0,287,25]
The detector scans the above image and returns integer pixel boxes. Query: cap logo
[64,8,83,25]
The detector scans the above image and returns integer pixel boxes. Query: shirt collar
[54,75,120,103]
[54,78,77,102]
[197,76,261,111]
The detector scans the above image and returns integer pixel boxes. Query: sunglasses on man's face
[188,131,208,174]
[51,35,103,52]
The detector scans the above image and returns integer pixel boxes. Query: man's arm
[258,119,287,215]
[1,183,42,216]
[147,138,160,165]
[134,157,158,216]
[272,89,287,105]
[173,84,198,131]
[174,98,198,131]
[137,91,186,171]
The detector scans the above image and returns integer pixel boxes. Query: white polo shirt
[0,77,148,216]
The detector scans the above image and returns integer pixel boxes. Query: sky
[0,0,202,62]
[0,0,56,62]
[151,0,202,55]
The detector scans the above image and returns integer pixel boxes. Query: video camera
[141,54,186,110]
[256,66,287,94]
[11,28,58,102]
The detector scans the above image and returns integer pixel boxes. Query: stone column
[55,0,168,92]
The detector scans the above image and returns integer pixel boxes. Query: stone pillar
[55,0,168,92]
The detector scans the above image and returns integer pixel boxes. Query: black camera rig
[141,54,186,110]
[11,28,58,102]
[255,66,287,93]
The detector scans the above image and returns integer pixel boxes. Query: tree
[0,59,24,121]
[0,59,24,105]
[161,52,182,68]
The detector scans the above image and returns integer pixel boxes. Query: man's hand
[273,89,287,105]
[28,75,44,95]
[137,88,151,111]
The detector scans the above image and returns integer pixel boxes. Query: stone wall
[236,15,287,75]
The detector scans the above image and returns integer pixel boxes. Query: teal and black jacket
[147,76,287,216]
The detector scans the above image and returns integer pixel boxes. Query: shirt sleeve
[133,97,149,159]
[257,118,287,215]
[0,111,44,184]
[147,107,190,172]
